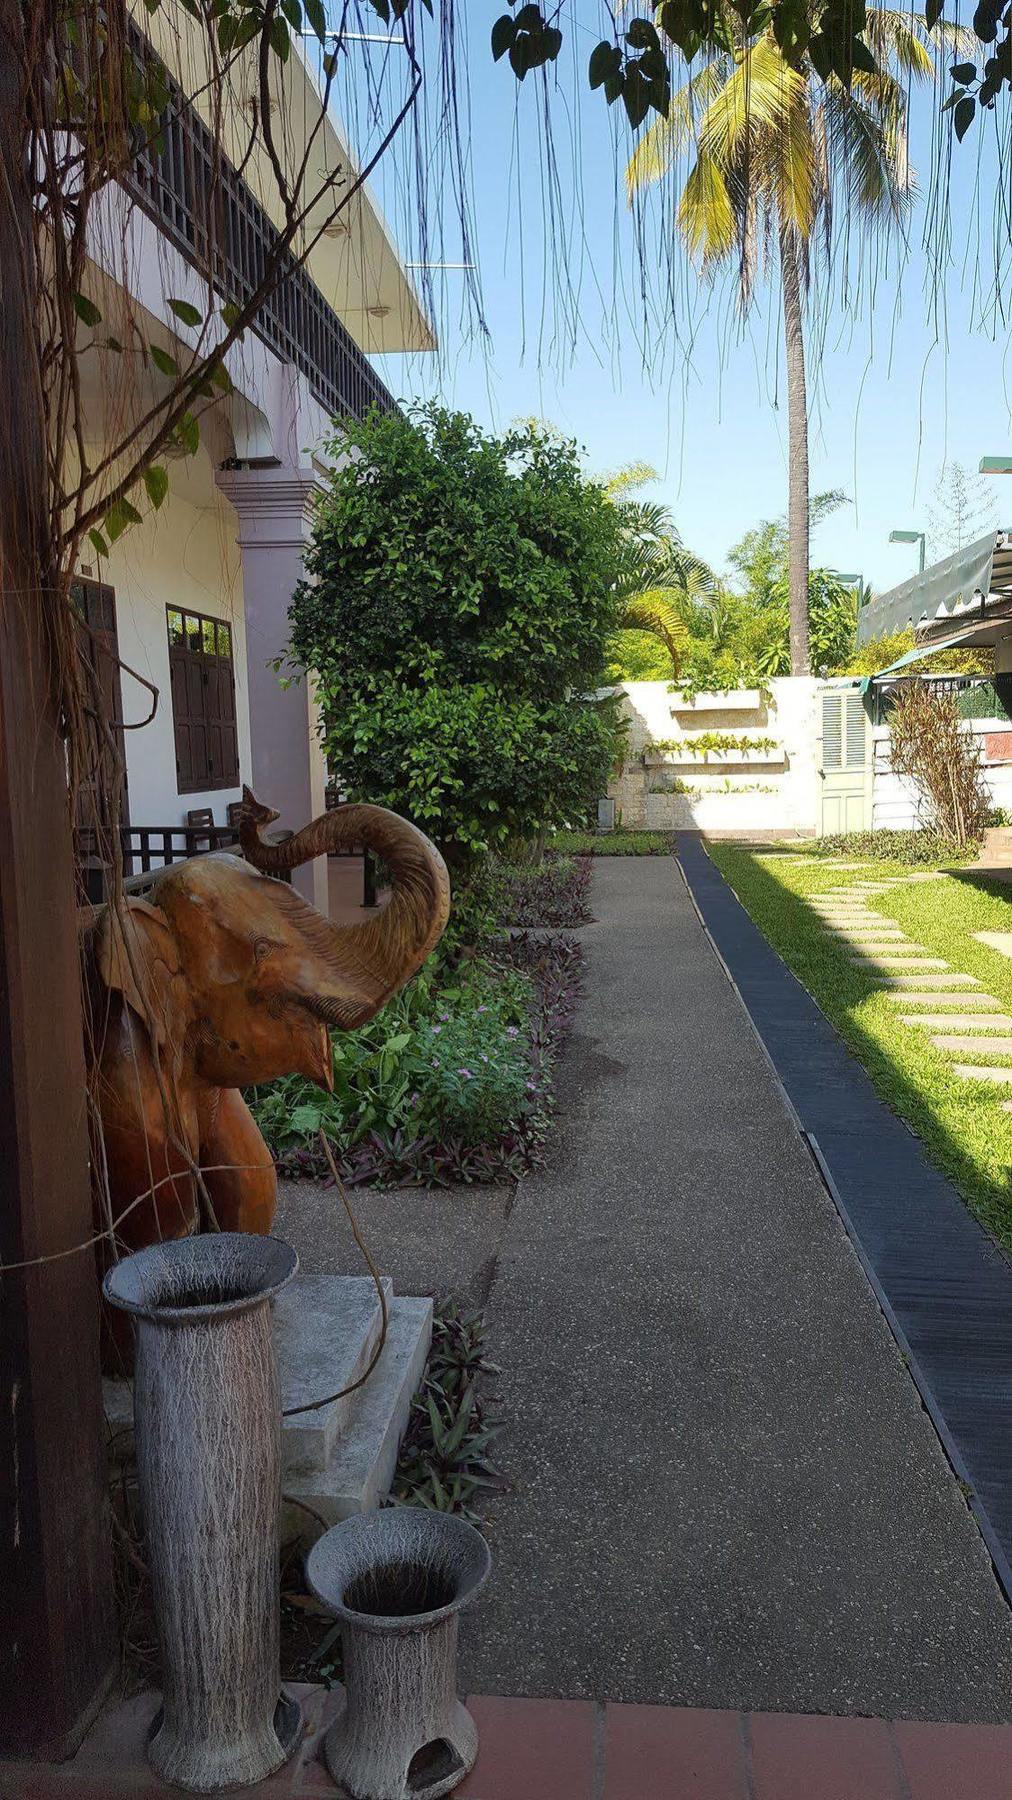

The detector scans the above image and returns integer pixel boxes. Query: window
[166,606,240,794]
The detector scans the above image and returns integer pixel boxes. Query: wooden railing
[125,23,396,424]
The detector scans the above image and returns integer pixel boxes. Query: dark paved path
[461,856,1012,1719]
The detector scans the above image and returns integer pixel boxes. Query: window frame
[165,604,240,796]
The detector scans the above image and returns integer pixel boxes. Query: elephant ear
[92,898,185,1053]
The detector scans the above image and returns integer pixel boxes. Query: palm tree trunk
[780,223,810,677]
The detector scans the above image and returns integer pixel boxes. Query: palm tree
[605,466,718,676]
[627,12,941,675]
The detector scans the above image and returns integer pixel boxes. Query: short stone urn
[104,1232,301,1793]
[306,1509,491,1800]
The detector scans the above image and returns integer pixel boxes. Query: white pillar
[216,466,328,912]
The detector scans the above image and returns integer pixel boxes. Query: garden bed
[249,929,583,1189]
[550,828,674,856]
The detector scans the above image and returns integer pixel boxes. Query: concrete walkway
[461,856,1012,1719]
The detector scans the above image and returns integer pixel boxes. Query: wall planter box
[644,748,786,770]
[670,690,764,713]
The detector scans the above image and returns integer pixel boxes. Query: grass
[550,828,673,856]
[708,844,1012,1255]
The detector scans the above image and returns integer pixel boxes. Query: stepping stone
[875,972,977,988]
[829,932,907,943]
[932,1035,1012,1055]
[832,940,909,950]
[850,955,948,971]
[973,931,1012,959]
[902,1013,1012,1031]
[836,939,925,952]
[953,1065,1012,1084]
[882,993,986,1008]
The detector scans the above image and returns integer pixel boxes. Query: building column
[216,466,329,912]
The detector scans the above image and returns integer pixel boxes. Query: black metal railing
[125,25,396,424]
[77,823,377,909]
[871,673,1012,725]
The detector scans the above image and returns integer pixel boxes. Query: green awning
[857,532,1000,644]
[858,630,985,693]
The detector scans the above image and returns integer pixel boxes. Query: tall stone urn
[306,1509,491,1800]
[104,1232,301,1793]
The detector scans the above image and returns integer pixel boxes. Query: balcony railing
[125,24,396,424]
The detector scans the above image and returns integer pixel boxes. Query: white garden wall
[871,719,1012,831]
[608,679,821,836]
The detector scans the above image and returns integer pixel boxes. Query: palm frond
[626,62,727,198]
[865,8,935,78]
[697,34,805,167]
[621,590,691,672]
[678,152,737,264]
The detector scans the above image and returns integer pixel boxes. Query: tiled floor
[6,1691,1012,1799]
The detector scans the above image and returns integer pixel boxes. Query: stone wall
[608,679,821,836]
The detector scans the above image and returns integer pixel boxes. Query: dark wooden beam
[0,4,116,1755]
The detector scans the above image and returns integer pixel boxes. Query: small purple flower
[479,1052,489,1063]
[476,1005,488,1013]
[526,1080,538,1092]
[409,1091,420,1108]
[431,1024,442,1034]
[506,1026,520,1039]
[438,1012,450,1022]
[457,1068,473,1080]
[431,1058,441,1068]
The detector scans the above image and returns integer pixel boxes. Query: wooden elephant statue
[82,790,449,1366]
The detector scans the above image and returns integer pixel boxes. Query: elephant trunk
[237,788,450,1027]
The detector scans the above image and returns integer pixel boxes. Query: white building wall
[87,451,251,827]
[609,678,821,836]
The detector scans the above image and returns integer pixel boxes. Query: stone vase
[104,1232,301,1793]
[306,1510,491,1800]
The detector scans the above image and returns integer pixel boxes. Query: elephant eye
[253,937,281,965]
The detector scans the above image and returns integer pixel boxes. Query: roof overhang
[856,530,1012,646]
[131,0,435,355]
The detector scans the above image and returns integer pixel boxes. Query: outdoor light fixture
[889,528,926,572]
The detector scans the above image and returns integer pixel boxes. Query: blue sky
[347,4,1012,594]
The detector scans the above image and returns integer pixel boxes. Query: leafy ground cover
[551,828,673,856]
[708,844,1012,1254]
[248,929,582,1188]
[803,828,980,865]
[487,851,592,927]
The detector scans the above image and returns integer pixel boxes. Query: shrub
[289,405,625,864]
[889,682,991,850]
[810,828,978,865]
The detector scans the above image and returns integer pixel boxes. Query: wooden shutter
[844,692,867,768]
[167,607,240,793]
[821,693,843,770]
[72,577,129,831]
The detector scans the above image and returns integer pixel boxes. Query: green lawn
[708,844,1012,1255]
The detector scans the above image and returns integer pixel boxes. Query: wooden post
[0,6,116,1756]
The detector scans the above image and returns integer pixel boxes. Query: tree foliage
[289,406,625,860]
